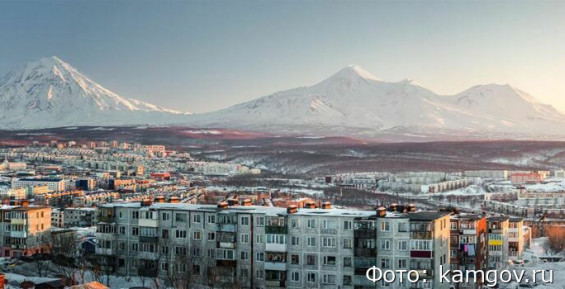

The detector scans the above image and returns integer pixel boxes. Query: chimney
[217,201,229,209]
[287,205,298,214]
[389,203,398,212]
[304,202,316,209]
[242,199,252,206]
[409,204,416,212]
[155,196,166,203]
[141,199,153,207]
[376,207,387,218]
[21,200,29,208]
[321,202,331,209]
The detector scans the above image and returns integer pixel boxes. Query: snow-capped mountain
[0,56,189,129]
[189,65,565,137]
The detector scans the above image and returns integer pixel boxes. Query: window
[176,229,187,239]
[241,216,250,226]
[266,234,286,244]
[256,252,264,262]
[323,274,336,284]
[162,212,170,221]
[344,257,352,267]
[307,237,316,247]
[322,237,336,248]
[217,249,235,260]
[381,239,391,250]
[192,247,201,257]
[175,213,187,222]
[398,240,407,251]
[410,240,432,250]
[193,214,202,223]
[323,219,337,229]
[307,273,316,283]
[291,254,299,265]
[291,236,300,246]
[291,272,300,282]
[306,254,317,265]
[193,231,201,240]
[207,215,216,224]
[240,251,249,260]
[256,234,265,243]
[323,255,336,266]
[381,258,390,269]
[132,227,139,236]
[256,216,264,226]
[291,219,300,228]
[175,246,187,256]
[398,259,407,269]
[343,238,352,249]
[207,232,215,241]
[132,211,139,219]
[381,221,390,231]
[240,233,249,243]
[344,220,353,230]
[343,275,352,285]
[162,229,169,239]
[307,219,316,228]
[398,222,408,232]
[451,222,458,230]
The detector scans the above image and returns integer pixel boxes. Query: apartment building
[0,202,52,257]
[95,201,451,289]
[486,216,509,269]
[64,207,96,228]
[508,217,525,262]
[449,214,487,289]
[11,178,64,192]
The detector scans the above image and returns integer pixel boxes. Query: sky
[1,0,565,113]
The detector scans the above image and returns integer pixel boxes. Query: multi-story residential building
[0,202,52,257]
[449,214,487,289]
[95,202,451,289]
[64,207,96,228]
[51,208,65,228]
[486,216,509,269]
[508,217,526,262]
[11,178,64,192]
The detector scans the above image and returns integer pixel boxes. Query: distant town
[0,139,563,288]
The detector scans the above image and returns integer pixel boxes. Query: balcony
[354,248,376,257]
[95,248,115,255]
[10,231,27,238]
[11,244,26,250]
[265,262,288,271]
[139,218,159,227]
[410,269,433,279]
[354,230,376,239]
[139,236,159,243]
[410,231,433,239]
[217,224,237,232]
[11,219,27,225]
[138,252,159,260]
[461,229,476,235]
[96,233,116,240]
[265,243,287,252]
[265,280,286,288]
[265,226,287,234]
[138,268,158,277]
[219,242,236,249]
[98,216,115,223]
[321,228,338,235]
[216,259,237,267]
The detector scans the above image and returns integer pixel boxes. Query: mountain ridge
[1,57,565,139]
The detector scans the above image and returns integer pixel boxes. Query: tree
[545,225,565,254]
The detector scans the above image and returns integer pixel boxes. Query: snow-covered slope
[0,56,189,129]
[190,65,565,137]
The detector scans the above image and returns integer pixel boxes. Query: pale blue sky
[1,0,565,113]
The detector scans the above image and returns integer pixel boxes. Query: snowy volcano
[189,65,565,138]
[0,56,189,129]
